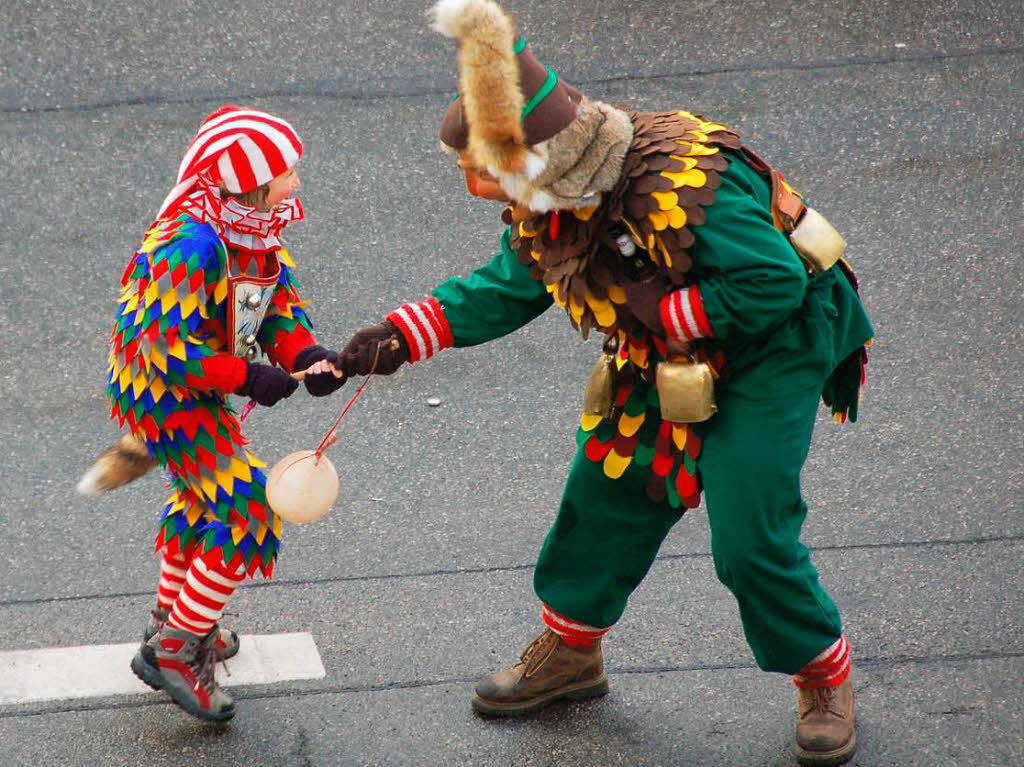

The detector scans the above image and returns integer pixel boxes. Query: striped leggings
[155,550,245,636]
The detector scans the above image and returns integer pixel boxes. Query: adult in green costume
[332,2,873,764]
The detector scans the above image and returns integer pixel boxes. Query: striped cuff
[793,635,851,689]
[386,297,454,363]
[541,605,611,644]
[660,286,713,344]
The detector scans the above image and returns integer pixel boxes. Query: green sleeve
[691,158,808,342]
[431,226,554,347]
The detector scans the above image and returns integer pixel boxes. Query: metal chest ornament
[228,254,280,361]
[262,338,400,525]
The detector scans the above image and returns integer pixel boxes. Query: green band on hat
[521,66,557,119]
[513,36,527,55]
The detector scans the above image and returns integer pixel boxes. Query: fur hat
[430,0,634,212]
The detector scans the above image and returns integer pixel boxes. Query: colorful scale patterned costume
[107,214,314,577]
[508,109,838,510]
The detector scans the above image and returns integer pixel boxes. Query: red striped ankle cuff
[541,605,610,644]
[387,297,454,363]
[793,635,851,689]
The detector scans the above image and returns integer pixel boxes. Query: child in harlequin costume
[106,105,346,721]
[334,2,873,764]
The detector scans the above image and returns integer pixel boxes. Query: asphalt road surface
[1,1,1021,765]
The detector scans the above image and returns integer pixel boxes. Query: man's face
[458,151,511,202]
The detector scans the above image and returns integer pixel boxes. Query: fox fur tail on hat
[76,433,157,495]
[429,0,527,173]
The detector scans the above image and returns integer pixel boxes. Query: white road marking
[0,632,326,706]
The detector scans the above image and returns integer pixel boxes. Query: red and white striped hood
[154,105,305,252]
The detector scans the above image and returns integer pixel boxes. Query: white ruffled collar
[174,173,304,253]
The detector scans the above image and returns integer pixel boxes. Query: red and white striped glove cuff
[660,286,714,344]
[541,605,611,643]
[386,297,454,363]
[793,635,851,689]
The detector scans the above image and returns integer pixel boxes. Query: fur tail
[429,0,526,173]
[76,433,157,495]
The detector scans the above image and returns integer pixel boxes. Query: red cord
[312,340,388,460]
[313,375,371,459]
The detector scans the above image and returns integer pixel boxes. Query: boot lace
[192,640,218,694]
[517,629,558,671]
[804,685,845,719]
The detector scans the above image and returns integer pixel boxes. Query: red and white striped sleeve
[386,297,455,363]
[659,286,715,344]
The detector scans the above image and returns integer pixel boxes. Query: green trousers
[533,383,842,675]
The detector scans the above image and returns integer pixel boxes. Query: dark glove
[339,321,410,377]
[293,345,348,397]
[621,278,667,333]
[235,362,299,407]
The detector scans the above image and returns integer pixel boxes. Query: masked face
[458,151,510,202]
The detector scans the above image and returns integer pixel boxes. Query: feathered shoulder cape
[509,109,742,338]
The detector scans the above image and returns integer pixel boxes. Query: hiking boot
[794,678,856,765]
[471,629,608,717]
[131,625,235,722]
[144,608,239,662]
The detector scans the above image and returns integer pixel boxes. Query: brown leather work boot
[794,678,856,765]
[471,629,608,717]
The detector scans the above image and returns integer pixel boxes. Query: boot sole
[471,674,609,718]
[793,731,857,766]
[162,687,236,723]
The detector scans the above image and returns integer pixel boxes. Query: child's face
[265,166,301,209]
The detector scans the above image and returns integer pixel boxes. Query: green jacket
[432,156,873,412]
